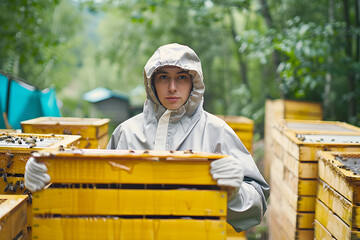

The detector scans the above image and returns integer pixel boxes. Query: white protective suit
[107,43,270,232]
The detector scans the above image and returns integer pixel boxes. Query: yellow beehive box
[0,195,28,240]
[0,132,80,232]
[271,119,360,150]
[217,115,254,153]
[317,151,360,239]
[31,149,228,240]
[264,99,323,181]
[269,132,360,240]
[21,117,110,149]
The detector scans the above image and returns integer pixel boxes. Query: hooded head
[143,43,205,118]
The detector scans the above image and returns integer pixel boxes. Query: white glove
[25,157,51,192]
[210,156,244,200]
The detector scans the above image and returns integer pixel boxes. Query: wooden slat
[270,159,315,212]
[315,199,360,240]
[269,187,314,230]
[318,152,360,203]
[268,196,314,240]
[33,188,226,217]
[317,179,357,228]
[34,150,225,185]
[32,218,227,240]
[314,219,336,240]
[283,131,360,161]
[0,195,28,240]
[21,117,110,139]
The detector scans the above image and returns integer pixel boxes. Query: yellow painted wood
[32,218,227,240]
[315,199,360,240]
[21,117,110,139]
[226,223,247,240]
[317,179,358,228]
[216,115,254,153]
[283,131,360,161]
[318,151,360,203]
[0,195,28,240]
[264,99,322,181]
[0,133,80,174]
[314,219,336,240]
[284,99,323,120]
[282,150,318,178]
[34,149,225,185]
[77,133,109,149]
[268,196,314,240]
[269,188,314,230]
[277,119,360,134]
[283,166,318,195]
[33,188,226,216]
[270,160,315,212]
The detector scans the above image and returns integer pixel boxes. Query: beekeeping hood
[143,43,205,121]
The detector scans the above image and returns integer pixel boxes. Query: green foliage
[0,0,83,90]
[1,0,359,132]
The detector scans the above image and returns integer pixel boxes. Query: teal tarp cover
[0,72,61,129]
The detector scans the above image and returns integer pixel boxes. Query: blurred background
[1,0,359,136]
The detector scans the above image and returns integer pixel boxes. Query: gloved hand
[210,156,244,200]
[25,157,51,192]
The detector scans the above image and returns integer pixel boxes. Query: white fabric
[24,157,51,192]
[210,156,244,188]
[154,109,173,150]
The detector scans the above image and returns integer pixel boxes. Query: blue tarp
[0,72,61,129]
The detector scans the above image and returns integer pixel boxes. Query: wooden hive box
[0,132,80,234]
[215,115,251,239]
[21,117,110,149]
[269,132,360,240]
[0,195,28,240]
[264,99,323,181]
[216,115,254,153]
[315,151,360,240]
[31,149,228,240]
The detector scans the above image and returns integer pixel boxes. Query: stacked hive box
[264,99,322,181]
[0,195,28,240]
[268,127,360,239]
[0,132,81,238]
[315,151,360,240]
[217,115,252,239]
[31,149,228,240]
[217,115,254,154]
[21,117,110,149]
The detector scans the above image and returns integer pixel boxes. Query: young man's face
[153,66,193,110]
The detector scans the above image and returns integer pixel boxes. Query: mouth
[165,97,180,102]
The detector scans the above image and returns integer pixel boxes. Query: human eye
[157,74,168,81]
[178,74,189,80]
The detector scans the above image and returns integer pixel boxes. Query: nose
[168,79,176,92]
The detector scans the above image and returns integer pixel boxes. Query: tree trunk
[323,0,335,119]
[258,0,283,98]
[343,0,357,120]
[228,10,249,89]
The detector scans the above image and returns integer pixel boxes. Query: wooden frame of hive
[0,132,80,233]
[0,195,28,240]
[269,131,360,240]
[31,149,228,240]
[315,151,360,240]
[21,117,110,149]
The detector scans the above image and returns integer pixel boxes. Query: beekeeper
[25,43,269,232]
